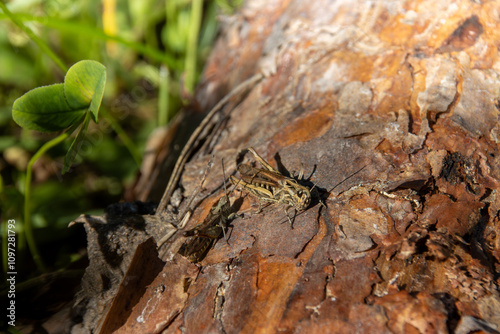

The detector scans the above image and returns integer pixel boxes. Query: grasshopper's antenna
[328,164,367,193]
[222,158,228,195]
[222,158,241,197]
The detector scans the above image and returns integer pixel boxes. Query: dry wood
[73,0,500,333]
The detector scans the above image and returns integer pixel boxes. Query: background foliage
[0,0,241,286]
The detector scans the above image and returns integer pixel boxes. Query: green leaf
[12,60,106,133]
[12,84,86,132]
[63,113,91,174]
[64,60,106,122]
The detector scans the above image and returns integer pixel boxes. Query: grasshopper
[177,195,232,263]
[178,160,237,263]
[230,147,312,226]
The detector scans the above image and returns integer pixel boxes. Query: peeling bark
[74,0,500,333]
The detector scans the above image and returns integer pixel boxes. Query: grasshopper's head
[212,195,232,217]
[292,186,311,211]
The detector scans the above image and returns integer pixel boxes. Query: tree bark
[75,0,500,333]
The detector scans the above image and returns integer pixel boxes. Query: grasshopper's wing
[178,225,222,263]
[248,147,280,173]
[238,164,283,187]
[230,174,275,199]
[178,237,214,263]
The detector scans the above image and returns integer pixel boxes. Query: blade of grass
[0,2,68,72]
[0,13,178,68]
[101,109,142,167]
[184,0,203,93]
[25,132,69,273]
[158,65,170,126]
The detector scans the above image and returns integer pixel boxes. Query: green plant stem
[184,0,203,93]
[0,2,68,72]
[25,132,69,273]
[0,13,177,68]
[101,110,142,167]
[158,65,170,126]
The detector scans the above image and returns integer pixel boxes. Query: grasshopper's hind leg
[282,206,295,229]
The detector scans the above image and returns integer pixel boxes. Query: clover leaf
[12,60,106,174]
[12,60,106,132]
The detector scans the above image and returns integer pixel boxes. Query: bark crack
[213,281,227,334]
[293,207,322,259]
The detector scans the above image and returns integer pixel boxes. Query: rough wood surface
[74,0,500,333]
